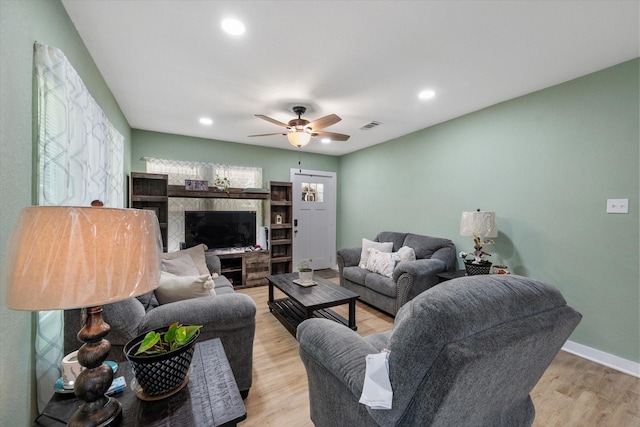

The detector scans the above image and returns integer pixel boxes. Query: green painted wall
[338,59,639,363]
[131,130,339,184]
[0,1,131,425]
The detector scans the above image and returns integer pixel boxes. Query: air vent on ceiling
[360,121,382,131]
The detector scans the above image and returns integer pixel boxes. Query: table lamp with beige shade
[3,206,162,426]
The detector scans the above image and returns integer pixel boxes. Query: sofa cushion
[163,243,210,275]
[213,276,235,294]
[359,238,393,268]
[343,265,368,286]
[404,234,452,259]
[366,248,396,278]
[365,272,397,298]
[155,271,216,305]
[376,231,408,252]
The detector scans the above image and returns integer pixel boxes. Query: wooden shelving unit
[167,185,269,199]
[129,172,169,251]
[269,182,293,274]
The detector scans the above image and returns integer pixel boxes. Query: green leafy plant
[298,259,312,272]
[134,322,202,356]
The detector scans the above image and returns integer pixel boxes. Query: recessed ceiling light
[418,90,436,100]
[321,138,331,144]
[221,18,245,36]
[199,117,213,125]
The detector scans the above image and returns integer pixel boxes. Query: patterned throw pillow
[365,248,397,278]
[359,238,394,268]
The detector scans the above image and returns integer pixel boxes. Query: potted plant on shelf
[213,175,231,193]
[459,233,493,275]
[124,322,202,398]
[298,259,313,283]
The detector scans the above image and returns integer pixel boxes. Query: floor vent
[360,121,382,131]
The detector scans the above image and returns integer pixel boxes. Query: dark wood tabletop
[267,272,360,336]
[267,272,358,310]
[34,338,246,427]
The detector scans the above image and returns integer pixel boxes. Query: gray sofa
[298,274,582,426]
[64,251,256,396]
[337,231,457,315]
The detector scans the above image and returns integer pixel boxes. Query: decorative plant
[459,233,492,265]
[298,259,313,272]
[213,175,231,193]
[134,322,202,356]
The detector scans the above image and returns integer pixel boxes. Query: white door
[290,169,337,271]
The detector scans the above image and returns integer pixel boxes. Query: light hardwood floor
[237,278,639,426]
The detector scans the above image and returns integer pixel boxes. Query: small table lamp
[3,206,162,426]
[460,209,498,243]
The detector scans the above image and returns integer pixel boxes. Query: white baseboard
[562,340,640,378]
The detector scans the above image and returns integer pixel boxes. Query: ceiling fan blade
[248,132,288,137]
[255,114,290,128]
[311,131,350,142]
[307,114,341,131]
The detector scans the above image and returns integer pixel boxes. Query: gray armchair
[297,275,582,426]
[337,231,457,315]
[64,252,256,396]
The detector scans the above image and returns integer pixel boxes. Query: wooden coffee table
[267,272,360,336]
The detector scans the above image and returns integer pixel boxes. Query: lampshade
[460,210,498,238]
[4,206,163,311]
[288,131,311,148]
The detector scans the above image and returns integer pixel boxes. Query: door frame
[290,168,337,270]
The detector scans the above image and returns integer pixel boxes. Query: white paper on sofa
[359,350,393,410]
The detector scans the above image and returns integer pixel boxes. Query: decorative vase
[124,326,200,398]
[298,270,313,283]
[464,260,492,275]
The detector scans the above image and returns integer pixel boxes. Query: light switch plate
[606,199,629,214]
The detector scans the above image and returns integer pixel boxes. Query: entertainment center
[129,173,290,288]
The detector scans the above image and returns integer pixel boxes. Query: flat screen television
[184,211,257,250]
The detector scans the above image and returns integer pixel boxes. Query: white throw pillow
[396,246,416,263]
[163,243,210,275]
[359,238,393,268]
[366,248,397,278]
[162,254,200,276]
[155,271,216,305]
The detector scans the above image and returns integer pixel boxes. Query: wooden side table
[34,338,246,426]
[436,270,467,283]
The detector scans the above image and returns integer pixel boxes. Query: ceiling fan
[248,106,350,148]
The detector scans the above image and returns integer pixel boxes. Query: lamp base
[70,306,121,427]
[68,396,121,427]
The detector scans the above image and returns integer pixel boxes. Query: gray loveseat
[298,274,582,426]
[64,251,256,397]
[337,231,457,315]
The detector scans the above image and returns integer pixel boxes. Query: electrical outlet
[606,199,629,214]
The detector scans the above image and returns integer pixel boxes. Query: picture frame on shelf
[185,179,208,191]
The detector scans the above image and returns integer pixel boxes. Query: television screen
[184,211,257,249]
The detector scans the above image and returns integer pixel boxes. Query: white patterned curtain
[34,43,124,411]
[144,157,263,252]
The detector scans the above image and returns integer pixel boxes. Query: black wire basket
[464,260,492,275]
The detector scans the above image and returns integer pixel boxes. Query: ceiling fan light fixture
[221,18,245,36]
[288,131,311,148]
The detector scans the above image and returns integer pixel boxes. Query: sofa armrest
[139,293,256,333]
[205,251,222,275]
[297,318,377,398]
[337,247,362,270]
[393,258,446,311]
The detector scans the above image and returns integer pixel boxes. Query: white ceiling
[61,1,639,156]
